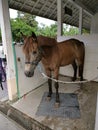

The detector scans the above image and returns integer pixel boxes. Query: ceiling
[8,0,98,30]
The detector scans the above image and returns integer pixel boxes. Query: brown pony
[22,32,85,107]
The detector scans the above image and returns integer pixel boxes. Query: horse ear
[32,32,37,39]
[20,32,26,38]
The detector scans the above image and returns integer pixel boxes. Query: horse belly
[60,54,75,66]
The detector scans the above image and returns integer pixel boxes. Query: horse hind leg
[78,55,84,81]
[78,44,85,81]
[79,64,84,81]
[72,60,77,81]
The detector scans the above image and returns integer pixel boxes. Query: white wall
[57,34,98,82]
[15,45,47,97]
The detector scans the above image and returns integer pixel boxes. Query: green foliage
[17,11,38,28]
[12,12,57,39]
[63,25,79,36]
[11,18,33,42]
[0,11,90,43]
[37,23,57,38]
[82,29,90,34]
[63,24,89,35]
[11,11,38,42]
[9,11,90,42]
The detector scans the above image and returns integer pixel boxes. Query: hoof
[46,96,51,101]
[54,102,60,108]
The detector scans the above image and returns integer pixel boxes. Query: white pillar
[95,92,98,130]
[0,0,17,100]
[57,0,63,37]
[91,13,98,34]
[79,7,83,34]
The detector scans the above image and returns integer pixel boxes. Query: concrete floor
[0,112,26,130]
[0,82,26,130]
[12,76,98,130]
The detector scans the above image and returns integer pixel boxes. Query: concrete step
[0,112,26,130]
[0,101,52,130]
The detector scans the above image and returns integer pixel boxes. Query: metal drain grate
[36,92,80,118]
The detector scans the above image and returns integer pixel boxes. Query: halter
[25,61,39,65]
[25,47,43,66]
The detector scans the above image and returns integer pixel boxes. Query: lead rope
[37,64,98,84]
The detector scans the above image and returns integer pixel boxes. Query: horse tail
[80,41,85,65]
[74,41,85,79]
[74,41,85,62]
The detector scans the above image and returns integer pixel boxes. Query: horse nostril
[33,51,37,55]
[25,71,29,77]
[24,71,34,77]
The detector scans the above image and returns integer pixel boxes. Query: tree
[10,11,89,42]
[63,25,79,36]
[11,18,32,42]
[10,11,38,42]
[17,11,38,29]
[37,23,57,38]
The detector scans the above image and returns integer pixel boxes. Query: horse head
[22,32,42,77]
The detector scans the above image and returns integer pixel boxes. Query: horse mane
[23,35,57,55]
[37,35,57,47]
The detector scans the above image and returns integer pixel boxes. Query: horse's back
[58,38,84,46]
[57,39,85,65]
[58,38,85,53]
[37,35,56,46]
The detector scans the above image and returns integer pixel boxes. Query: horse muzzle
[24,70,34,77]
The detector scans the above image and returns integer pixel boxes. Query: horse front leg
[72,60,77,81]
[47,78,52,101]
[53,68,60,107]
[54,81,60,107]
[46,69,52,101]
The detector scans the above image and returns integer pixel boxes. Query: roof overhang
[8,0,98,30]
